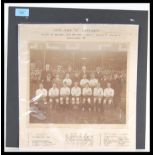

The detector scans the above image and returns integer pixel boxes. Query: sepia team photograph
[29,41,127,124]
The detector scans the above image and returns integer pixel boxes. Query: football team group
[30,64,126,115]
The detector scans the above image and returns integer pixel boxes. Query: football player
[48,83,59,110]
[80,74,89,88]
[63,73,72,87]
[93,83,104,112]
[89,73,98,88]
[35,83,48,114]
[52,74,62,88]
[60,82,70,111]
[82,83,92,112]
[103,82,114,105]
[71,82,81,110]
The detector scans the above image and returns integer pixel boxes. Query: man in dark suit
[79,65,88,79]
[43,73,52,91]
[112,73,122,108]
[72,72,80,84]
[53,65,65,79]
[41,64,53,83]
[65,65,74,79]
[95,66,103,84]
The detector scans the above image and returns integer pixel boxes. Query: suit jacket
[95,72,103,82]
[79,71,89,79]
[41,70,52,82]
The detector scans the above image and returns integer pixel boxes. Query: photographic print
[29,41,127,124]
[18,24,138,150]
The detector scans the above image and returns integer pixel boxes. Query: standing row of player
[31,65,126,89]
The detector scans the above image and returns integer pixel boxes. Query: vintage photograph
[29,41,127,124]
[19,24,138,150]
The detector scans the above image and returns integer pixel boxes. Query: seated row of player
[35,81,114,105]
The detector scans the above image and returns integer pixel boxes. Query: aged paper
[18,24,139,151]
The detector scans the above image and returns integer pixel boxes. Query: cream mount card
[18,24,139,151]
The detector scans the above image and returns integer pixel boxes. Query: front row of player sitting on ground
[34,81,114,112]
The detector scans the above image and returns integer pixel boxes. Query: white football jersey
[82,87,92,96]
[63,78,72,86]
[71,87,81,96]
[60,87,70,96]
[36,89,47,97]
[89,79,98,87]
[93,87,104,97]
[49,88,59,97]
[80,79,89,87]
[103,88,114,97]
